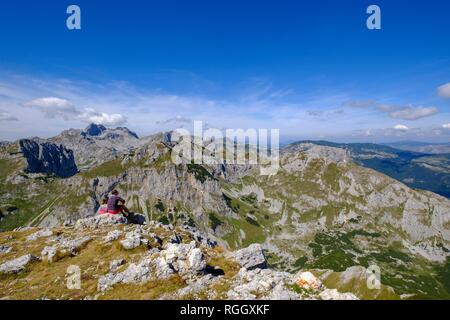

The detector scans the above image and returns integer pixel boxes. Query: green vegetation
[151,152,172,171]
[302,230,450,299]
[245,215,260,227]
[154,199,165,212]
[241,193,258,207]
[223,194,240,213]
[293,256,308,269]
[82,158,126,178]
[323,163,341,192]
[186,163,214,183]
[158,215,170,225]
[208,212,222,231]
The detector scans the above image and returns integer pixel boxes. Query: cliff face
[19,139,78,178]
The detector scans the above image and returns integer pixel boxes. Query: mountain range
[0,124,449,299]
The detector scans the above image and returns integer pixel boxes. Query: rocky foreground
[0,214,357,300]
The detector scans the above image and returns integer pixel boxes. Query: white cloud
[442,123,450,129]
[377,104,438,120]
[394,124,409,131]
[24,97,78,120]
[437,83,450,99]
[0,110,18,121]
[1,74,448,142]
[24,97,127,126]
[78,108,127,126]
[156,115,193,125]
[342,99,376,108]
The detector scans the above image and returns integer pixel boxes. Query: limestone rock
[104,230,123,243]
[41,236,92,262]
[75,214,127,229]
[0,245,12,254]
[41,246,58,262]
[120,230,143,250]
[319,288,359,300]
[294,271,322,290]
[231,244,267,270]
[98,258,153,292]
[109,258,126,272]
[0,254,39,274]
[227,268,299,300]
[26,229,53,241]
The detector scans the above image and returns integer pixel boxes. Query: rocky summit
[0,124,449,300]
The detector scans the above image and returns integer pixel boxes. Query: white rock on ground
[0,245,12,254]
[75,214,127,229]
[41,236,92,262]
[104,230,123,243]
[120,230,143,250]
[0,254,40,274]
[98,258,154,291]
[175,274,220,298]
[162,241,206,276]
[26,229,53,241]
[319,288,359,300]
[230,243,267,270]
[294,271,323,290]
[227,267,299,300]
[98,241,209,292]
[109,258,126,272]
[41,246,58,262]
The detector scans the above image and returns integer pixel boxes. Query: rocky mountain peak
[83,123,107,137]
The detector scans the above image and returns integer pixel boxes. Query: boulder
[120,230,143,250]
[41,236,92,262]
[188,248,207,272]
[294,271,322,290]
[60,236,92,255]
[152,256,175,279]
[104,230,123,243]
[41,246,58,262]
[0,245,12,254]
[109,258,126,272]
[319,288,359,300]
[98,258,153,292]
[161,241,206,276]
[0,254,39,274]
[231,243,267,270]
[26,229,53,241]
[75,214,127,229]
[227,267,299,300]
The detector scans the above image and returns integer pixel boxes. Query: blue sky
[0,0,449,142]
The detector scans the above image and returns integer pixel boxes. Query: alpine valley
[0,123,449,300]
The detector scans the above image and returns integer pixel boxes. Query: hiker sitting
[106,190,133,215]
[98,197,109,214]
[103,190,145,225]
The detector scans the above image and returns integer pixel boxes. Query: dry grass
[0,225,234,300]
